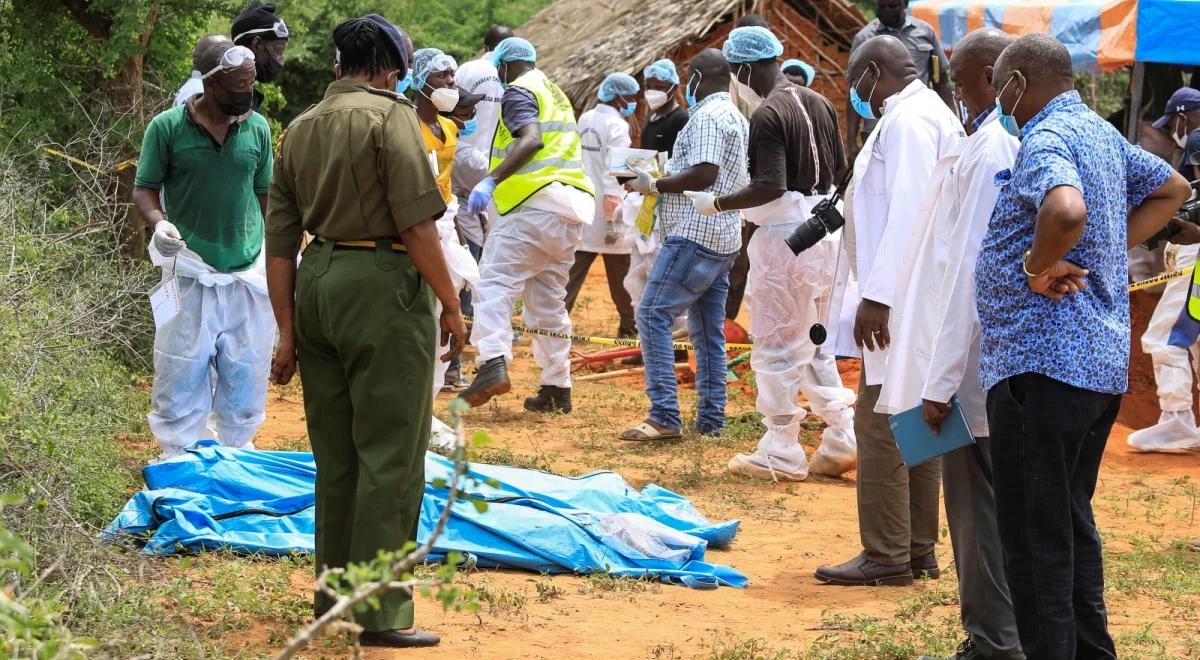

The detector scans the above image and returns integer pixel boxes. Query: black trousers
[564,251,636,337]
[986,373,1120,660]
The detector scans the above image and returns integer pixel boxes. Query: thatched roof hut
[515,0,868,133]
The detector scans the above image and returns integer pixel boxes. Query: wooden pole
[1127,61,1145,143]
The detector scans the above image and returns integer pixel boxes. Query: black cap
[232,2,287,45]
[456,90,486,109]
[362,14,410,74]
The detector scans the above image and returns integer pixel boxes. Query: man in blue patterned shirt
[976,34,1190,659]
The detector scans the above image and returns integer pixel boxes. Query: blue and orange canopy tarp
[911,0,1138,72]
[912,0,1200,69]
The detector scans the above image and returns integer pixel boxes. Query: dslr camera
[785,170,854,255]
[1142,181,1200,250]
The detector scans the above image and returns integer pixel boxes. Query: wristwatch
[648,177,659,195]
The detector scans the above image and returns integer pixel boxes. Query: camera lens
[784,218,828,255]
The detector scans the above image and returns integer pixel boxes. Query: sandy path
[243,260,1199,659]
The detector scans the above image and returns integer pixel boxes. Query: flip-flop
[618,421,682,442]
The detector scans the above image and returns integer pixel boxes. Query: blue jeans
[638,236,737,434]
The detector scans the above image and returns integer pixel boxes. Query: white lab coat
[577,105,634,254]
[875,115,1018,436]
[826,80,964,385]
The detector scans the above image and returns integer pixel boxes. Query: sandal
[618,420,682,442]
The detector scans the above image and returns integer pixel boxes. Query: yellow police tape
[41,147,138,175]
[1129,266,1193,292]
[463,316,752,351]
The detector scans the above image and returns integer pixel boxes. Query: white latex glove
[627,168,656,195]
[153,220,185,256]
[684,190,719,216]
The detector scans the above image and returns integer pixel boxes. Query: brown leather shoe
[911,552,941,579]
[815,553,914,586]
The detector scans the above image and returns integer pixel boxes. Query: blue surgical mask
[685,71,701,108]
[995,74,1023,138]
[620,101,637,118]
[458,118,478,137]
[850,67,877,120]
[395,70,412,95]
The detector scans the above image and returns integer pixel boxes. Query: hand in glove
[604,221,620,246]
[683,191,719,216]
[626,168,656,195]
[152,220,186,256]
[467,176,498,215]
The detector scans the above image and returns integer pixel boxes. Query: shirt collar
[971,105,995,133]
[324,78,375,98]
[881,79,926,116]
[596,103,621,117]
[876,14,916,32]
[689,91,731,115]
[1021,90,1085,135]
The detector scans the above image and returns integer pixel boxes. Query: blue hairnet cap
[412,47,458,90]
[598,72,640,102]
[490,37,537,66]
[781,58,816,86]
[723,26,784,64]
[643,59,680,85]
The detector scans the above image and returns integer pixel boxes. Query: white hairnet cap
[598,72,640,102]
[412,48,458,90]
[643,59,680,85]
[782,59,816,86]
[723,26,784,64]
[490,37,537,66]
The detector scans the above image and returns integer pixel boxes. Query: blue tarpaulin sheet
[1136,0,1200,66]
[104,441,746,589]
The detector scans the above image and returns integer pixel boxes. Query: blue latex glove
[467,176,497,215]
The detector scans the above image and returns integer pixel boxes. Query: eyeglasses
[233,19,289,44]
[201,45,256,79]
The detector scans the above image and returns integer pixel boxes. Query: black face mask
[216,89,254,116]
[256,54,284,83]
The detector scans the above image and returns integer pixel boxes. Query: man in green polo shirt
[132,38,275,462]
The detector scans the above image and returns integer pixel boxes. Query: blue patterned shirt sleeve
[1124,139,1172,205]
[1014,131,1082,208]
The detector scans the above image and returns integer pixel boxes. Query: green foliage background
[0,0,554,150]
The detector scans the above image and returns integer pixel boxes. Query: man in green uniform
[264,14,465,649]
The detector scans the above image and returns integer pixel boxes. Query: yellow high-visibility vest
[490,69,593,214]
[1189,265,1200,321]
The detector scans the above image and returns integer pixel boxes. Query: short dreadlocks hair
[333,18,400,77]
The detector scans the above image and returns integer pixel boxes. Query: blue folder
[888,398,975,468]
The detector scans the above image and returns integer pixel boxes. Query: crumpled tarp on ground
[104,441,746,589]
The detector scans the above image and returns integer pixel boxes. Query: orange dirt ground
[224,259,1198,659]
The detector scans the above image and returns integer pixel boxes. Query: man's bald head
[993,33,1074,128]
[193,34,232,71]
[688,49,732,102]
[849,35,915,79]
[949,28,1014,118]
[484,25,513,51]
[848,36,917,116]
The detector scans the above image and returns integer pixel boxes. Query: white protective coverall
[1131,243,1200,451]
[876,114,1019,435]
[431,200,481,449]
[577,105,634,254]
[471,184,593,387]
[147,243,275,458]
[623,192,687,332]
[729,192,857,481]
